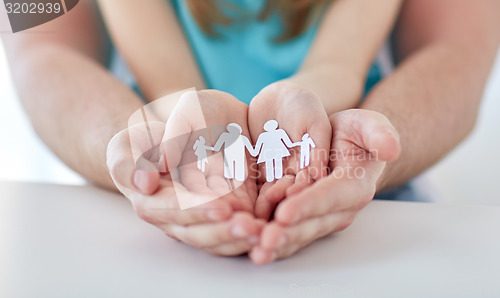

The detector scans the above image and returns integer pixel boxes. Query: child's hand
[249,109,401,264]
[107,90,263,256]
[248,81,332,220]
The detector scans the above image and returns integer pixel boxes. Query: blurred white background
[0,41,499,205]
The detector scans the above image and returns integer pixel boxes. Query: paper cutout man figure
[295,133,316,169]
[193,136,212,172]
[252,120,295,182]
[212,123,254,181]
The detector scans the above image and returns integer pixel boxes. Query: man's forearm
[361,41,498,191]
[7,44,143,190]
[364,0,500,192]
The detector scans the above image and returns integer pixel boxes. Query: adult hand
[250,109,401,264]
[107,90,264,256]
[248,80,332,220]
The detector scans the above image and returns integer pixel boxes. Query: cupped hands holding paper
[107,90,264,257]
[106,87,400,263]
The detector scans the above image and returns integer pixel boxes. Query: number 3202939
[5,2,62,14]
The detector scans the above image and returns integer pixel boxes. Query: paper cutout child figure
[193,136,212,172]
[295,133,316,169]
[252,120,295,182]
[212,123,254,181]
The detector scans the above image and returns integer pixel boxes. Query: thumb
[330,109,401,162]
[106,126,161,196]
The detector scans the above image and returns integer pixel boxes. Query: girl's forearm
[286,64,364,114]
[303,0,402,75]
[292,0,403,114]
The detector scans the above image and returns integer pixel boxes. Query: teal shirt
[172,0,327,104]
[118,0,383,104]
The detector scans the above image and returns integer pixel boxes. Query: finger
[231,182,256,213]
[330,109,401,162]
[133,168,161,195]
[250,242,305,265]
[285,182,309,198]
[307,117,332,181]
[257,222,287,251]
[265,174,295,203]
[254,182,279,220]
[263,211,350,252]
[276,213,354,260]
[252,212,352,264]
[204,240,253,257]
[162,212,263,249]
[107,127,160,196]
[249,246,276,265]
[132,186,233,226]
[274,174,374,225]
[285,169,312,197]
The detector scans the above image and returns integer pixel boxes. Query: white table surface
[0,181,499,298]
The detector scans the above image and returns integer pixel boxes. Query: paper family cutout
[193,120,315,182]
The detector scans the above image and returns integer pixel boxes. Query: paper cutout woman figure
[253,120,295,182]
[212,123,254,181]
[295,133,316,169]
[193,136,212,172]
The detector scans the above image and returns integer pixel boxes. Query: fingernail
[231,225,248,238]
[270,251,278,262]
[133,170,148,192]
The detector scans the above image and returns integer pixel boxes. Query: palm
[248,82,331,220]
[248,109,401,264]
[161,90,258,213]
[328,109,400,183]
